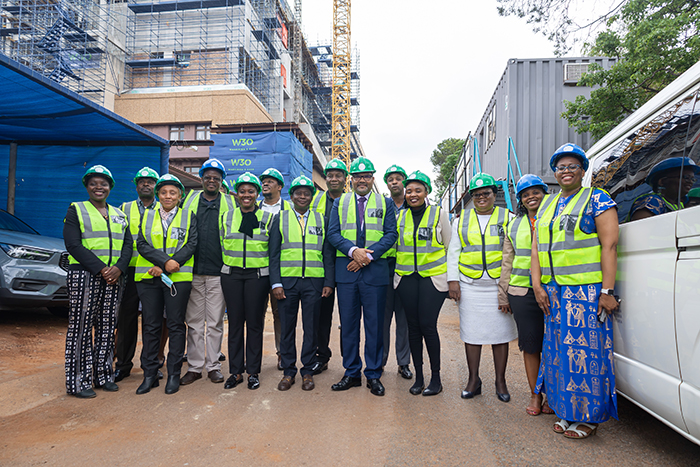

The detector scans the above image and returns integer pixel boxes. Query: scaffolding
[0,0,126,106]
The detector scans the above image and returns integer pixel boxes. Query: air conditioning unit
[563,63,590,85]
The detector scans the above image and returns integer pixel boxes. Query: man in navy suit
[327,157,398,396]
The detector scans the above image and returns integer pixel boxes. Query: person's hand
[534,285,550,316]
[347,259,362,272]
[598,293,619,317]
[448,281,461,301]
[148,266,163,277]
[322,287,333,298]
[272,287,286,300]
[101,266,121,284]
[165,259,180,274]
[351,248,374,267]
[498,304,512,314]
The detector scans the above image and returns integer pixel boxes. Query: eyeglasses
[472,191,493,199]
[352,174,373,181]
[554,164,582,173]
[203,176,222,182]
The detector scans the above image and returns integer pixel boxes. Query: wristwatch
[600,288,615,296]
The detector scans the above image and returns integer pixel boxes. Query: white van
[584,60,700,445]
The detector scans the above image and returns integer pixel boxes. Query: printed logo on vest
[367,208,383,218]
[111,215,127,227]
[417,227,432,241]
[308,226,323,236]
[170,228,187,241]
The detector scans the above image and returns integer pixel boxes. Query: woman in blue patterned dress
[531,143,621,440]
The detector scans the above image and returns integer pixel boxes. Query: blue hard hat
[199,158,227,179]
[550,143,589,172]
[515,174,548,202]
[646,157,700,188]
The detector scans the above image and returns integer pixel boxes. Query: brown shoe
[208,369,224,383]
[180,371,202,385]
[277,375,295,391]
[302,374,315,391]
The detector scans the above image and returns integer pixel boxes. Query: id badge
[309,226,323,236]
[170,227,186,241]
[417,227,432,241]
[560,215,578,232]
[367,208,383,218]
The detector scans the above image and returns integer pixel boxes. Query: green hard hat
[403,170,433,194]
[221,179,231,194]
[469,173,498,192]
[289,175,316,196]
[349,157,376,175]
[260,167,285,187]
[155,174,185,195]
[688,187,700,199]
[324,158,348,176]
[384,164,407,183]
[133,167,159,184]
[82,165,115,189]
[235,172,262,193]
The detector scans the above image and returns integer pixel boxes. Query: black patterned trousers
[65,269,123,394]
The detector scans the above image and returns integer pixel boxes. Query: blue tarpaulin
[210,132,313,200]
[0,54,169,238]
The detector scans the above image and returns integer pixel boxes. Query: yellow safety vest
[121,199,159,267]
[311,191,327,214]
[182,191,235,216]
[395,205,446,277]
[220,208,273,269]
[457,207,507,279]
[536,188,602,286]
[506,215,533,288]
[134,208,194,282]
[278,210,325,278]
[337,192,390,258]
[68,201,127,268]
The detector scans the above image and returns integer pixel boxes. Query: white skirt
[458,275,518,345]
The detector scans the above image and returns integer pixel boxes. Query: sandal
[553,419,570,434]
[563,422,598,439]
[541,400,555,415]
[526,405,541,416]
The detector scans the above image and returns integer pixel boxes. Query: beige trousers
[185,275,226,373]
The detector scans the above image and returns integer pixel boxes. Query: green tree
[430,138,465,197]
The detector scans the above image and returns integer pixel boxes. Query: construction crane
[331,0,352,171]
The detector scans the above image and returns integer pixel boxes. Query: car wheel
[48,306,69,318]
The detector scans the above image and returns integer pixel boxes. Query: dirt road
[1,301,698,466]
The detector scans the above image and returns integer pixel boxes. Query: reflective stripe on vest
[68,201,127,268]
[183,191,234,216]
[457,207,507,279]
[507,215,533,288]
[535,188,602,286]
[311,191,326,215]
[121,200,159,267]
[220,208,272,269]
[395,205,446,277]
[386,201,404,259]
[134,208,194,282]
[337,192,389,258]
[279,210,324,278]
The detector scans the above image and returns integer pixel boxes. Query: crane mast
[331,0,351,169]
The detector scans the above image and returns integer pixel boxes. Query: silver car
[0,209,69,316]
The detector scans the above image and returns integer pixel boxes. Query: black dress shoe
[461,378,482,399]
[495,383,510,403]
[218,352,226,362]
[136,375,159,395]
[423,384,443,396]
[311,361,328,375]
[366,378,385,396]
[277,354,283,371]
[248,374,260,390]
[409,382,425,395]
[157,369,164,380]
[96,381,119,392]
[165,375,180,394]
[224,374,244,389]
[114,369,130,382]
[398,365,413,380]
[73,388,97,399]
[331,376,362,391]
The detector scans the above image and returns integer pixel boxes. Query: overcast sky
[301,0,557,194]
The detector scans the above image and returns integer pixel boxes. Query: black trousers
[137,279,191,378]
[221,271,270,375]
[396,273,447,378]
[315,289,336,364]
[115,267,140,372]
[279,279,322,377]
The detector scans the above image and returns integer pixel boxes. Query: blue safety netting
[210,132,313,200]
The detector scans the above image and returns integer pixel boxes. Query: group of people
[63,143,624,441]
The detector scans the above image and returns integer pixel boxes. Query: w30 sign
[230,158,252,167]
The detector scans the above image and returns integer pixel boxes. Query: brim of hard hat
[403,179,431,193]
[647,164,700,186]
[260,175,284,187]
[83,173,114,188]
[199,167,227,179]
[156,181,184,193]
[550,153,589,171]
[235,182,261,192]
[289,185,316,196]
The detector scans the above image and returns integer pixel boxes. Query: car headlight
[0,243,54,262]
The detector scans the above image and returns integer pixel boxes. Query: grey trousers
[185,274,226,373]
[382,284,411,367]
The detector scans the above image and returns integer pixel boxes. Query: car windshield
[0,210,39,235]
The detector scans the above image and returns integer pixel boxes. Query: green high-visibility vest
[506,215,533,288]
[68,201,127,268]
[311,191,327,214]
[278,210,325,278]
[182,191,234,215]
[220,208,272,269]
[536,188,602,286]
[395,205,446,277]
[121,199,159,267]
[134,208,194,282]
[457,207,507,279]
[336,192,390,258]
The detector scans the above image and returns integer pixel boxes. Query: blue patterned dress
[535,189,618,423]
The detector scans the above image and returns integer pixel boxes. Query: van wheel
[48,306,69,318]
